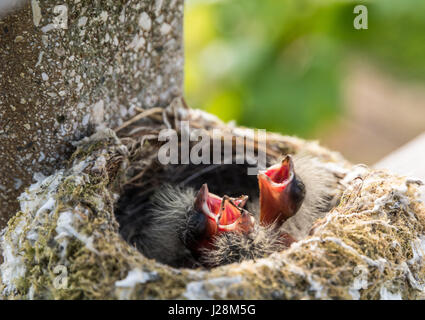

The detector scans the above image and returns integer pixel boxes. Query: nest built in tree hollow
[1,100,425,299]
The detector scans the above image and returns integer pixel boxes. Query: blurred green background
[184,0,425,164]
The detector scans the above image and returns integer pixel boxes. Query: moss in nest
[0,128,194,299]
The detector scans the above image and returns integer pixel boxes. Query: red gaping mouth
[193,184,254,246]
[258,155,302,227]
[196,184,248,222]
[259,156,294,191]
[217,197,255,233]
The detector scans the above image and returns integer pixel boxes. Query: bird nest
[1,98,425,299]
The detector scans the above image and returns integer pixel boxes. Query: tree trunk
[0,0,184,227]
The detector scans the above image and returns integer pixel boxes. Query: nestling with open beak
[258,155,305,227]
[119,183,256,268]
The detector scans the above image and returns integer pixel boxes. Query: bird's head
[258,155,306,228]
[184,184,255,255]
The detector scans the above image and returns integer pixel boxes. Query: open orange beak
[190,184,253,253]
[258,155,305,228]
[217,197,255,234]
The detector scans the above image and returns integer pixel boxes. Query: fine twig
[114,107,164,132]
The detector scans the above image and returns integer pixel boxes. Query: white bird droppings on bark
[0,0,184,226]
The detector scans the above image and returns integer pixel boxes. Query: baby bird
[120,183,255,268]
[277,153,338,240]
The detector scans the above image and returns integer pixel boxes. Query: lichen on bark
[0,0,184,226]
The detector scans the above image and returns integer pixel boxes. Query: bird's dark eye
[289,175,306,212]
[180,210,208,249]
[188,210,208,240]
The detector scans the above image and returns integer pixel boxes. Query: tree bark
[0,0,184,227]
